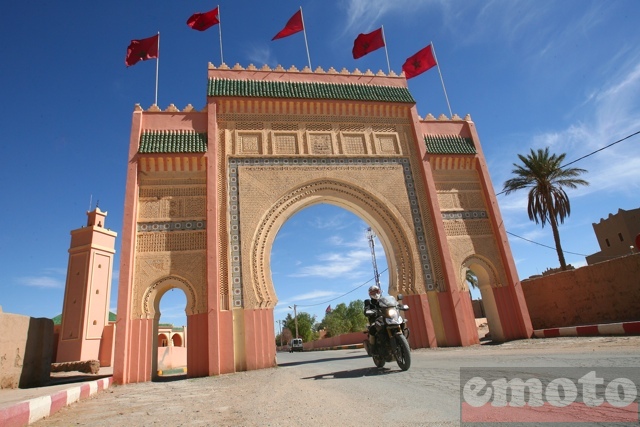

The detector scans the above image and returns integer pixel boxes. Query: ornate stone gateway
[114,64,533,384]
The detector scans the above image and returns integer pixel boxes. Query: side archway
[141,276,197,379]
[461,255,505,342]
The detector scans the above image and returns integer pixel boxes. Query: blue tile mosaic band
[441,211,487,220]
[137,220,206,232]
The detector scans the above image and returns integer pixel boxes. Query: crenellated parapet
[134,103,204,113]
[419,113,472,122]
[209,62,400,78]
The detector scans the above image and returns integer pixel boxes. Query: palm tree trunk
[548,209,567,270]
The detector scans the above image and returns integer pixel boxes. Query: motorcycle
[363,294,411,371]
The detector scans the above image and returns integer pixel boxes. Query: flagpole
[299,7,312,69]
[431,41,452,117]
[381,25,391,74]
[217,5,224,64]
[155,31,160,106]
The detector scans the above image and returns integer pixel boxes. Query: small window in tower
[93,320,97,325]
[618,233,624,242]
[96,289,100,294]
[606,239,610,247]
[98,264,102,268]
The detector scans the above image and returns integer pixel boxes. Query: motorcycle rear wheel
[394,335,411,371]
[372,355,386,368]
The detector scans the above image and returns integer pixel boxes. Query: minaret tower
[57,207,117,363]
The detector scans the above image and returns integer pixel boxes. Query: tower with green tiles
[114,63,533,384]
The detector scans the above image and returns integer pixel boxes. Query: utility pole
[288,304,299,339]
[367,227,381,288]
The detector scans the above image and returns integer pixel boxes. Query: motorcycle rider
[364,285,382,345]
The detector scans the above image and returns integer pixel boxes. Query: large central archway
[250,178,419,309]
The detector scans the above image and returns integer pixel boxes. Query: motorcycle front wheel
[372,355,386,368]
[394,334,411,371]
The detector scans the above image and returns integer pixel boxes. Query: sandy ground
[33,335,640,426]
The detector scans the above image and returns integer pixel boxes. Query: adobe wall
[0,307,53,388]
[521,254,640,329]
[303,331,365,350]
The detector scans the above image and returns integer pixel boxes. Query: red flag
[352,28,385,59]
[402,44,437,79]
[125,34,159,67]
[272,10,304,40]
[325,305,332,314]
[187,7,220,31]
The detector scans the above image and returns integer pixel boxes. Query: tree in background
[466,269,478,290]
[502,147,588,271]
[284,312,317,342]
[276,328,292,347]
[321,300,367,337]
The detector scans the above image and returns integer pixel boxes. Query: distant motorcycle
[363,294,411,371]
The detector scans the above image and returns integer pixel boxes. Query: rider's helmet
[368,285,381,300]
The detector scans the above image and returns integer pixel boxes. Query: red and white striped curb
[533,321,640,338]
[0,376,112,427]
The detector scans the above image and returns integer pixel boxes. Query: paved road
[35,336,640,426]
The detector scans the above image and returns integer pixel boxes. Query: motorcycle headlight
[387,308,398,319]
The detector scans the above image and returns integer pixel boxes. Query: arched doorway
[141,276,196,380]
[461,256,506,342]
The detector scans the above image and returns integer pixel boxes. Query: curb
[0,377,112,427]
[533,321,640,338]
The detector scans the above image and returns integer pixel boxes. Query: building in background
[586,207,640,265]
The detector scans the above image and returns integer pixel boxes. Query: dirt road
[35,336,640,426]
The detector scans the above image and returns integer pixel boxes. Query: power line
[506,231,588,256]
[295,267,389,309]
[560,130,640,168]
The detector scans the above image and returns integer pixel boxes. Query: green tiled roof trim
[424,135,476,154]
[208,78,415,103]
[139,131,207,153]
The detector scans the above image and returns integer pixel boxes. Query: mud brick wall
[521,254,640,329]
[0,308,53,388]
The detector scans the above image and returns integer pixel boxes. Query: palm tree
[465,269,478,290]
[502,147,589,271]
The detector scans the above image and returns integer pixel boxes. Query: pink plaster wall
[521,254,640,329]
[186,313,209,378]
[303,331,366,350]
[157,347,187,370]
[403,294,438,349]
[244,309,276,371]
[98,324,115,367]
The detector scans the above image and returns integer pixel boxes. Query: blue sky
[1,1,639,329]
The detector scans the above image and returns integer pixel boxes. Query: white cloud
[290,290,340,302]
[308,212,351,230]
[341,0,432,35]
[244,43,275,67]
[17,276,63,289]
[289,248,370,279]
